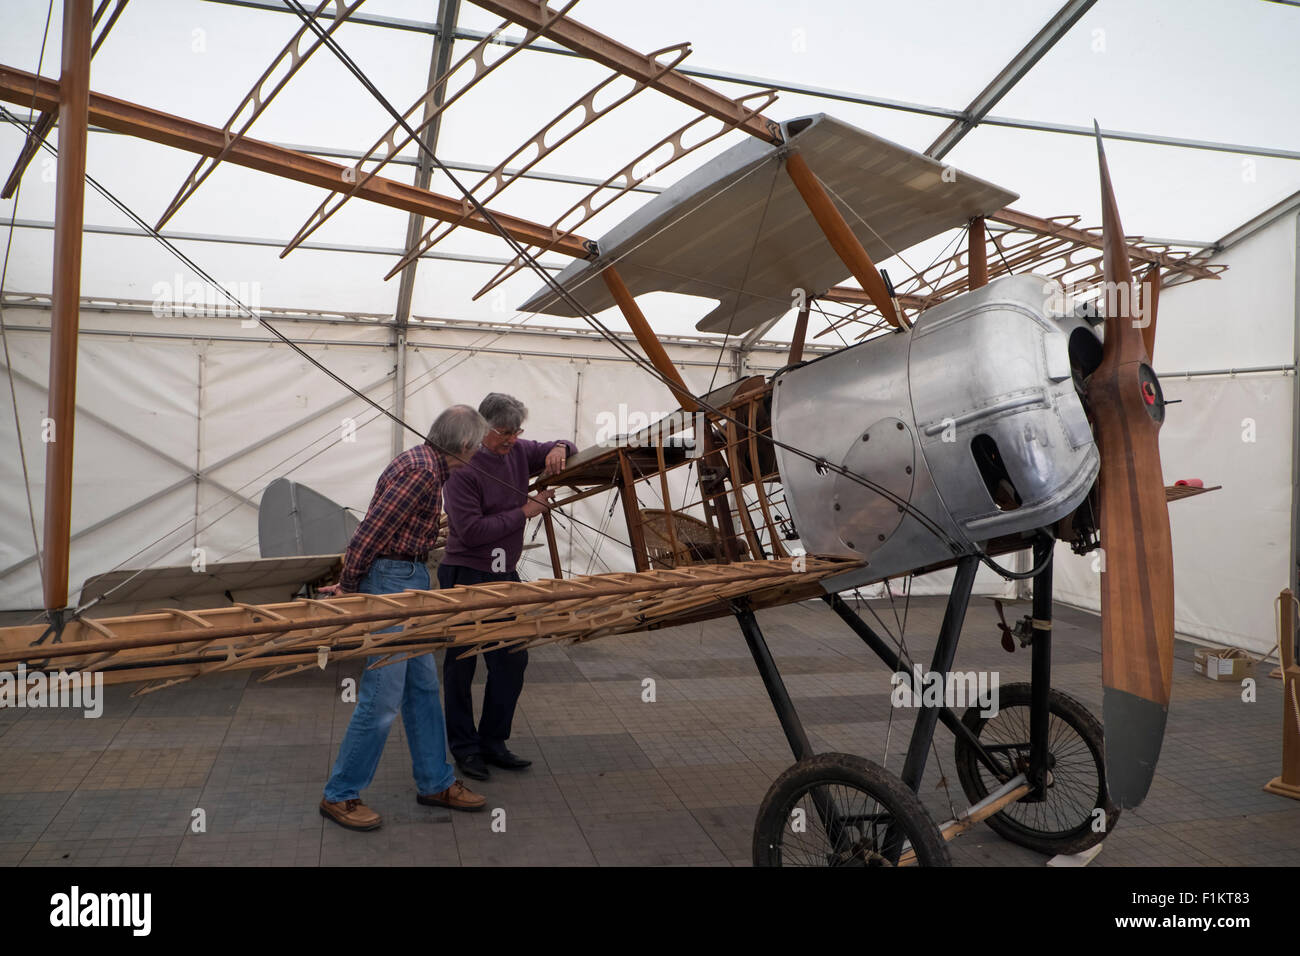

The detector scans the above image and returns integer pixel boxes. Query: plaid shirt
[339,444,448,592]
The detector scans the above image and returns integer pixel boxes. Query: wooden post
[747,399,786,559]
[968,216,988,289]
[617,450,649,572]
[788,303,809,365]
[1265,589,1300,800]
[601,264,744,563]
[785,151,905,330]
[42,0,94,612]
[654,439,682,566]
[541,509,563,579]
[602,265,697,411]
[696,425,742,563]
[724,419,764,558]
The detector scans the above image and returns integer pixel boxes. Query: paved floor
[1,597,1296,866]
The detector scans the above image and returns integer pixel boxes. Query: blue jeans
[322,558,456,802]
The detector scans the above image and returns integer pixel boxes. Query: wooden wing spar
[0,559,859,694]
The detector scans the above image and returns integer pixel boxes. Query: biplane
[0,0,1227,866]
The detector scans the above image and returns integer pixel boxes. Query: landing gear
[738,532,1119,865]
[954,682,1117,855]
[752,753,951,867]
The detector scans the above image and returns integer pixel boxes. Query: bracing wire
[282,0,969,558]
[6,0,1042,624]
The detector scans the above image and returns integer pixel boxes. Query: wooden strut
[617,450,650,572]
[654,438,682,566]
[154,0,368,231]
[541,508,563,578]
[746,399,786,559]
[472,0,782,145]
[968,216,988,289]
[0,65,593,259]
[724,418,764,558]
[659,387,771,563]
[697,426,744,563]
[784,151,905,330]
[788,303,809,365]
[291,1,583,261]
[1264,588,1300,800]
[41,0,93,612]
[390,40,692,272]
[601,265,696,410]
[895,780,1032,866]
[0,0,127,200]
[600,263,746,563]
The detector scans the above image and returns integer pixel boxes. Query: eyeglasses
[491,426,524,438]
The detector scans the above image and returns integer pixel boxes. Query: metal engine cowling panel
[770,274,1100,590]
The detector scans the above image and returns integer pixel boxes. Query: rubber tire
[954,682,1119,856]
[753,753,951,867]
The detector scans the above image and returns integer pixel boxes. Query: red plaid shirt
[339,444,448,592]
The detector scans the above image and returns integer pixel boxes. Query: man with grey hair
[439,392,577,779]
[317,404,490,831]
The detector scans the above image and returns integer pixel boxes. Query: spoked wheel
[753,753,951,867]
[954,682,1119,855]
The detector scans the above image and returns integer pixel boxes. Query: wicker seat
[640,508,748,568]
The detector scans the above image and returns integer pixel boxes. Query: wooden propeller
[1088,125,1174,808]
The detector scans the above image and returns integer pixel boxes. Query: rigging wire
[283,0,968,558]
[0,106,643,610]
[6,3,1040,623]
[882,575,956,819]
[989,224,1016,276]
[706,155,781,395]
[0,64,797,593]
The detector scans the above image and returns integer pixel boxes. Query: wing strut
[784,152,907,330]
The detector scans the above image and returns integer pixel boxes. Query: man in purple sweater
[439,393,578,780]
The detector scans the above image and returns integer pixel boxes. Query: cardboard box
[1193,646,1256,681]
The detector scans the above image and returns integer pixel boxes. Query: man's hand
[522,489,555,518]
[543,445,568,478]
[317,583,343,597]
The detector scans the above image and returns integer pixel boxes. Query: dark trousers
[437,562,528,759]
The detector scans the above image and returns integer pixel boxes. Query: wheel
[753,753,951,867]
[954,682,1119,855]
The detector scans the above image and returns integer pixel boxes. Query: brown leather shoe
[417,780,486,812]
[319,797,382,831]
